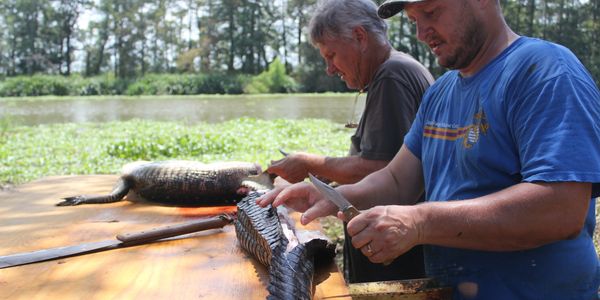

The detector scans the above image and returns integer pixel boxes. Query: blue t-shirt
[404,37,600,299]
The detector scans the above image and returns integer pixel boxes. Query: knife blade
[308,173,360,221]
[278,148,289,157]
[309,174,394,265]
[0,214,233,269]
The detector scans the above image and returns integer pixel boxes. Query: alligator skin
[57,160,272,206]
[234,192,336,300]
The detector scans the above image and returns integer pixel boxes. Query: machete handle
[116,214,233,244]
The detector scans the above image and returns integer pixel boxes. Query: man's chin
[344,82,358,90]
[435,57,455,70]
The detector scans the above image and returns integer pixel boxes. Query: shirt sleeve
[403,92,427,161]
[508,73,600,196]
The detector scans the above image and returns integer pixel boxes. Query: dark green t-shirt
[349,51,434,160]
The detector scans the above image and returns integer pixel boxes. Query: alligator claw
[56,196,84,206]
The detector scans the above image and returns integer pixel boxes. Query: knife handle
[343,206,361,221]
[116,214,233,244]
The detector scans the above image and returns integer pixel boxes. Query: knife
[309,174,394,265]
[278,148,289,157]
[246,148,289,188]
[308,173,360,221]
[0,214,233,269]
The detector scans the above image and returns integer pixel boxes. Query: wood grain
[0,175,349,300]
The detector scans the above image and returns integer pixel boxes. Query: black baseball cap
[377,0,426,19]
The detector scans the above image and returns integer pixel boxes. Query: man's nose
[325,61,338,76]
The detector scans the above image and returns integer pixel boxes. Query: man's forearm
[340,145,426,208]
[416,181,591,251]
[314,155,389,184]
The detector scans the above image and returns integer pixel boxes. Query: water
[0,94,366,126]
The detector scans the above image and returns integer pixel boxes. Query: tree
[53,0,91,75]
[0,0,598,88]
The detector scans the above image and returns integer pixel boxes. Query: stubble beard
[437,10,485,70]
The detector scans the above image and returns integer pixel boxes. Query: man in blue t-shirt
[257,0,600,298]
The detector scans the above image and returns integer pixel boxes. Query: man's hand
[255,182,338,225]
[344,205,422,264]
[267,152,320,183]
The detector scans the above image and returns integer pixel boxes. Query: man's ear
[352,26,369,52]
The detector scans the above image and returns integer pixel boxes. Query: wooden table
[0,175,350,300]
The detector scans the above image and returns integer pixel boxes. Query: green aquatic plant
[0,118,351,185]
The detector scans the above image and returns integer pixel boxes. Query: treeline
[0,58,298,96]
[0,0,598,95]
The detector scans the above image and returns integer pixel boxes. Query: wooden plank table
[0,175,350,300]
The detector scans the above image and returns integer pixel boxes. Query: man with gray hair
[265,0,434,283]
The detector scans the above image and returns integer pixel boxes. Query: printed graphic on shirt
[424,109,488,148]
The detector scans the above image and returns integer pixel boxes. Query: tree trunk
[527,0,536,36]
[227,3,235,72]
[542,0,549,39]
[281,0,289,72]
[65,34,72,76]
[297,12,302,65]
[515,0,522,34]
[558,0,565,40]
[188,0,195,50]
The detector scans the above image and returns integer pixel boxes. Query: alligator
[57,160,274,207]
[235,191,336,300]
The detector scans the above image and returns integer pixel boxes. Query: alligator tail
[56,178,131,206]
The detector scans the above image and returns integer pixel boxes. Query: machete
[0,214,233,269]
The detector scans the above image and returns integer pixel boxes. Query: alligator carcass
[57,160,274,207]
[235,191,336,300]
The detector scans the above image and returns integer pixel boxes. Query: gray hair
[308,0,390,46]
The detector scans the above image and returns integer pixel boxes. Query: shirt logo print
[424,110,489,148]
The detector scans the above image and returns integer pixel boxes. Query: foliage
[0,118,351,185]
[0,75,71,96]
[0,0,598,90]
[500,0,600,85]
[73,74,130,96]
[176,48,203,73]
[0,73,250,96]
[244,58,298,94]
[0,74,128,96]
[124,73,249,95]
[0,115,12,145]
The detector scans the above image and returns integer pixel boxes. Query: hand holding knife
[309,174,393,265]
[308,173,360,221]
